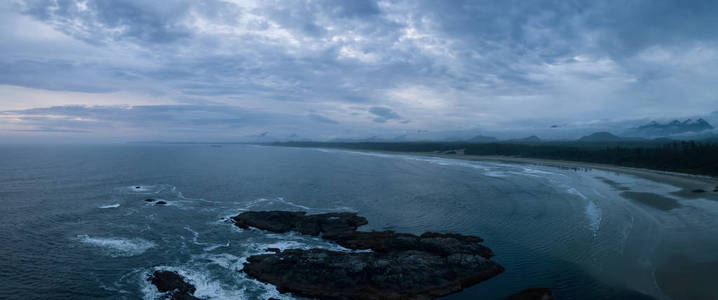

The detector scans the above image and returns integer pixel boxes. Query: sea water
[1,144,717,299]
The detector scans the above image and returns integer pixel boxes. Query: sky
[1,0,718,142]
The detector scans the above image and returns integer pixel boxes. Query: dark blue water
[1,144,717,299]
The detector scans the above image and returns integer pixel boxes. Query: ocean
[1,144,717,299]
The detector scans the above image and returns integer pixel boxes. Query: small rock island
[233,211,504,299]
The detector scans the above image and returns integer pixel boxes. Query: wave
[203,241,230,252]
[317,148,572,179]
[76,235,155,257]
[567,187,588,200]
[141,264,289,300]
[99,203,120,209]
[585,201,602,237]
[565,187,602,237]
[228,197,312,215]
[222,197,359,226]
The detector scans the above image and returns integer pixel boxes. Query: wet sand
[619,191,681,211]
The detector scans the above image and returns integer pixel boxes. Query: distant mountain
[468,135,498,143]
[507,135,541,143]
[631,118,713,137]
[578,132,623,142]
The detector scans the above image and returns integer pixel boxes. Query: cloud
[0,104,291,137]
[19,0,193,44]
[307,113,339,124]
[2,0,718,141]
[369,106,401,123]
[11,127,91,133]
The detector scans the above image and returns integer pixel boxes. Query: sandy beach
[393,152,718,202]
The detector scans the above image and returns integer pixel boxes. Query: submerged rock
[234,211,504,299]
[505,288,554,300]
[155,201,167,205]
[692,189,707,193]
[148,271,201,300]
[145,198,156,202]
[264,247,281,253]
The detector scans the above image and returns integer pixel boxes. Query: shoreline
[339,149,718,201]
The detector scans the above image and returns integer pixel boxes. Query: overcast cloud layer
[1,0,718,142]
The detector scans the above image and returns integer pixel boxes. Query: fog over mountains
[627,119,714,137]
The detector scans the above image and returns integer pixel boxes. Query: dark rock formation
[234,211,504,299]
[145,198,155,202]
[148,271,201,300]
[155,201,167,205]
[692,189,706,193]
[231,211,368,236]
[245,248,503,300]
[321,230,495,258]
[505,288,554,300]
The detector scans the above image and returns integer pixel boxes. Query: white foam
[198,253,245,271]
[567,187,588,200]
[259,232,359,252]
[521,167,563,176]
[124,185,160,193]
[564,187,601,237]
[484,171,510,177]
[99,203,120,209]
[184,226,207,245]
[120,184,211,207]
[247,197,311,210]
[152,252,319,299]
[76,235,155,257]
[143,266,247,300]
[203,241,230,252]
[585,201,602,237]
[226,197,356,219]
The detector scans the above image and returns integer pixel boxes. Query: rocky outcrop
[148,271,201,300]
[233,211,504,299]
[231,211,368,236]
[505,288,554,300]
[245,248,503,300]
[321,230,495,258]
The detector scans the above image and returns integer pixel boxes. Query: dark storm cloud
[19,0,193,44]
[369,106,401,123]
[2,0,718,140]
